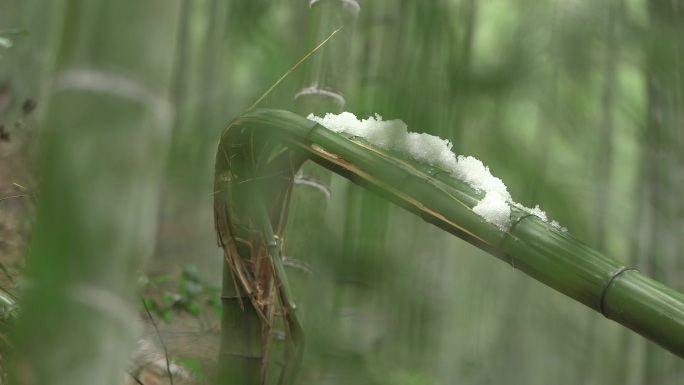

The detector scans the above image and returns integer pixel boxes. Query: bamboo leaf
[246,27,341,112]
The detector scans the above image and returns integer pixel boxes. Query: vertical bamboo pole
[284,1,360,382]
[218,267,262,385]
[626,0,684,383]
[294,0,359,115]
[215,2,312,384]
[286,0,360,367]
[159,4,287,382]
[447,0,477,149]
[286,0,360,270]
[164,0,231,278]
[323,2,393,380]
[8,1,178,384]
[581,3,621,384]
[215,5,262,379]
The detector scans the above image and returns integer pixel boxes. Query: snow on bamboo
[307,111,565,232]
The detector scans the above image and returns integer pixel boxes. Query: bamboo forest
[1,1,684,384]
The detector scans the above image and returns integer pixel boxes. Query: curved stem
[215,109,684,360]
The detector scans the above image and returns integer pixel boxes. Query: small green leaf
[163,310,174,322]
[149,275,174,285]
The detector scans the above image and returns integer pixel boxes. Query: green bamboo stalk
[294,0,359,115]
[8,2,178,384]
[286,0,360,283]
[268,1,359,383]
[216,5,357,380]
[218,267,262,385]
[214,108,684,361]
[216,8,355,379]
[214,112,305,384]
[287,0,360,274]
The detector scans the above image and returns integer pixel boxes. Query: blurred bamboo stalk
[8,2,178,384]
[326,3,394,379]
[625,0,684,383]
[288,3,359,382]
[0,0,66,122]
[276,1,361,383]
[582,3,621,384]
[286,0,360,273]
[294,0,359,115]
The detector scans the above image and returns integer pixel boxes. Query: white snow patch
[307,111,563,231]
[473,192,511,230]
[512,203,548,222]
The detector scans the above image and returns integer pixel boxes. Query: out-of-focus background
[1,0,683,384]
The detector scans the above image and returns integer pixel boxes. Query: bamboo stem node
[599,267,639,316]
[308,0,360,13]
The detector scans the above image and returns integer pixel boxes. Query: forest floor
[0,150,30,292]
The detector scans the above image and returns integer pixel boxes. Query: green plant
[139,265,220,322]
